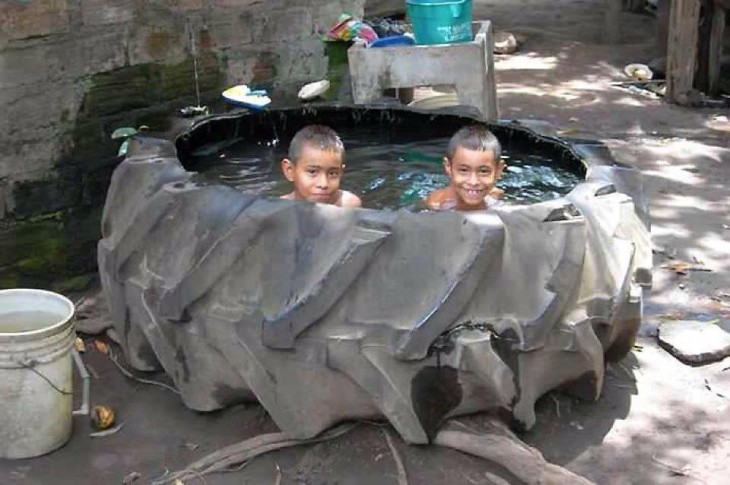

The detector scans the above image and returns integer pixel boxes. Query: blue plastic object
[406,0,473,45]
[369,35,416,48]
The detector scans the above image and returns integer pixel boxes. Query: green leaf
[111,127,138,140]
[117,139,131,157]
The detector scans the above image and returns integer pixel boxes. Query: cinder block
[348,21,499,121]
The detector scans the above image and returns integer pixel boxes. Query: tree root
[153,418,593,484]
[434,426,593,484]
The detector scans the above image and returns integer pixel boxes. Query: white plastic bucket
[0,289,76,459]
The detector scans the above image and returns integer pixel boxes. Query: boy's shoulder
[425,187,456,211]
[339,190,362,208]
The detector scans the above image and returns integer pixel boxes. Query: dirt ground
[2,1,729,484]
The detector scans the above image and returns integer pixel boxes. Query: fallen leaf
[659,312,684,321]
[94,340,109,354]
[122,471,140,484]
[662,260,691,275]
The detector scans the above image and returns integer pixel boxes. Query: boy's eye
[306,168,318,175]
[328,169,341,177]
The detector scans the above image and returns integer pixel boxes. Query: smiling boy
[280,125,361,207]
[426,125,505,211]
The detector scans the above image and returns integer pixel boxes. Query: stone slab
[658,320,730,364]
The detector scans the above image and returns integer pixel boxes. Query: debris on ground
[90,423,124,438]
[91,404,116,430]
[122,471,141,484]
[494,32,518,54]
[661,260,712,275]
[651,454,692,478]
[94,339,110,354]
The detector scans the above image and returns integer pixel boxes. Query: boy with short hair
[426,125,505,211]
[280,125,361,207]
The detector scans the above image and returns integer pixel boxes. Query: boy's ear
[281,159,296,182]
[443,157,452,177]
[496,160,506,178]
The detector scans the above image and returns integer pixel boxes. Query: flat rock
[658,320,730,364]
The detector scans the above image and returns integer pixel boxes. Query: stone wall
[0,0,365,289]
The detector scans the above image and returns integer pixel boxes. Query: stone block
[275,37,326,82]
[0,44,56,89]
[253,7,313,43]
[211,0,267,8]
[163,0,205,10]
[59,29,128,77]
[0,0,70,41]
[80,0,134,26]
[207,10,254,48]
[128,24,186,66]
[658,320,730,364]
[0,79,80,181]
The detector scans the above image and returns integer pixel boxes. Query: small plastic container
[406,0,473,45]
[369,35,417,49]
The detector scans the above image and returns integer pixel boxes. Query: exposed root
[108,350,180,395]
[433,426,593,485]
[151,422,358,484]
[381,428,408,485]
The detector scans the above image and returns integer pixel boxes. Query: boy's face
[444,147,504,208]
[281,143,344,204]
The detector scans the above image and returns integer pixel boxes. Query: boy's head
[444,125,504,208]
[281,125,345,204]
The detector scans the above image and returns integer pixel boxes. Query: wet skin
[280,144,361,207]
[426,147,505,211]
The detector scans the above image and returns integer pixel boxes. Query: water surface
[190,128,582,210]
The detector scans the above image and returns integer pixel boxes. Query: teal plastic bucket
[406,0,473,45]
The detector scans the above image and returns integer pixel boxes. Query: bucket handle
[15,348,90,416]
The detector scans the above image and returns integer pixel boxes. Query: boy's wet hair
[447,125,502,161]
[288,125,345,162]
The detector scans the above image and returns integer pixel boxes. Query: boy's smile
[281,144,344,204]
[444,147,504,210]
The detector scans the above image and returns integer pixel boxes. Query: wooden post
[707,4,726,95]
[666,0,701,103]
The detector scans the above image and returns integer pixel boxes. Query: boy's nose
[316,174,329,187]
